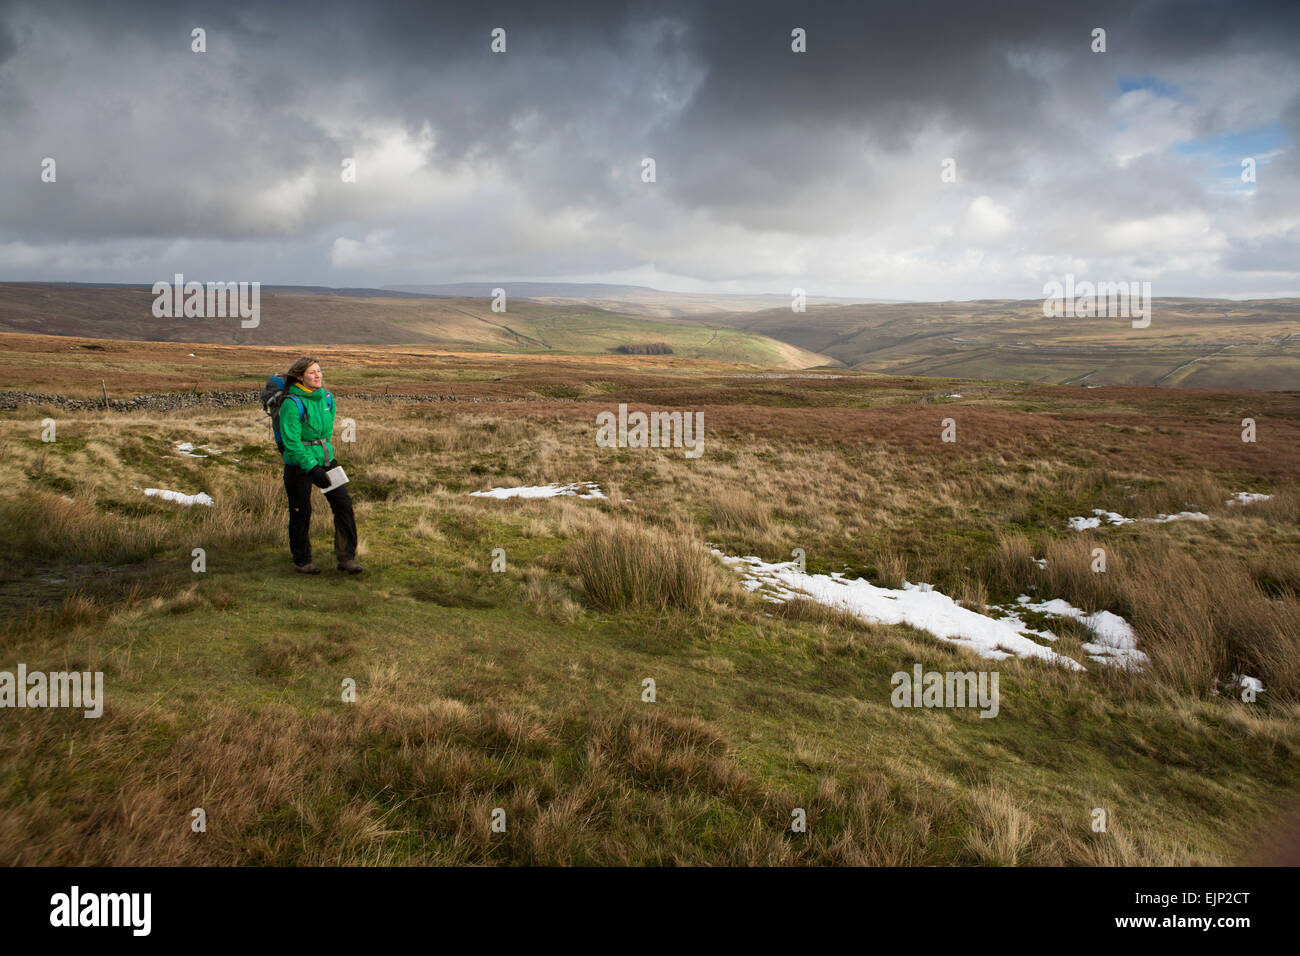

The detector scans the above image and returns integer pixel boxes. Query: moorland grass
[1,367,1299,865]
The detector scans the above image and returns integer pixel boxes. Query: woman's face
[303,362,323,388]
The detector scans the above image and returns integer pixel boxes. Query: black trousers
[283,460,357,566]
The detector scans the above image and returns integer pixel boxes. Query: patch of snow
[1151,511,1210,523]
[1067,508,1208,530]
[714,550,1153,673]
[1033,557,1048,569]
[1012,595,1147,669]
[713,552,1085,670]
[1226,492,1271,507]
[1067,510,1128,530]
[470,481,606,500]
[144,488,214,507]
[175,441,222,458]
[188,352,196,357]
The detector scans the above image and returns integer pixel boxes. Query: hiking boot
[337,559,363,574]
[295,562,321,575]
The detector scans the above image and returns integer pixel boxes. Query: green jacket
[279,383,336,471]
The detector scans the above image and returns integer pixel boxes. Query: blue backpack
[260,374,333,452]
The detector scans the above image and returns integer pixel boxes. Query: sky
[1,0,1298,300]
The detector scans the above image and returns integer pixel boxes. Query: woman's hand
[308,465,332,488]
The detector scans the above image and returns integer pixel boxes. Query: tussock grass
[1127,471,1227,516]
[979,528,1300,704]
[965,787,1038,865]
[953,574,989,611]
[708,489,774,537]
[570,516,730,613]
[1112,549,1300,703]
[1246,487,1300,526]
[348,425,409,464]
[990,532,1037,594]
[522,570,583,624]
[1039,536,1125,611]
[410,513,444,539]
[872,550,909,589]
[0,491,169,571]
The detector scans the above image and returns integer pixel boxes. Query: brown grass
[570,516,731,613]
[708,489,775,537]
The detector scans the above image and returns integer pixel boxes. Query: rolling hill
[0,283,830,370]
[702,297,1300,390]
[5,283,1298,389]
[386,282,890,318]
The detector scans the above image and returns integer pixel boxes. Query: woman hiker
[280,356,362,575]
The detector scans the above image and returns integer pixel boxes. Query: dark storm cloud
[0,15,14,65]
[0,0,1296,294]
